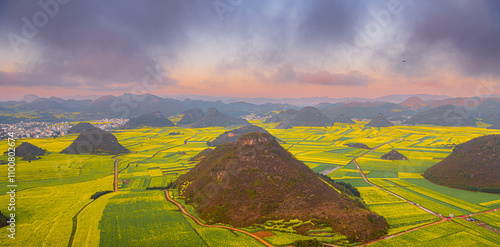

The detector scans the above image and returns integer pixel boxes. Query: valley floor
[1,121,500,246]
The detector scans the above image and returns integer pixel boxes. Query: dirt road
[349,139,500,246]
[352,140,443,218]
[164,190,276,247]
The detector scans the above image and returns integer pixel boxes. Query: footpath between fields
[350,139,500,246]
[164,190,277,247]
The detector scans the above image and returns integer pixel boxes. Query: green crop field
[367,220,500,247]
[98,190,208,247]
[1,122,500,246]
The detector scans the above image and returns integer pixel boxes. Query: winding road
[347,139,500,246]
[115,133,499,247]
[113,159,118,192]
[164,190,276,247]
[351,140,443,218]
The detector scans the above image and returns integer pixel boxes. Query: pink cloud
[409,79,450,89]
[272,64,370,86]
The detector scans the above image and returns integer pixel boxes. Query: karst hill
[121,111,175,129]
[275,122,292,129]
[264,109,299,123]
[178,108,205,125]
[288,107,334,127]
[424,135,500,193]
[381,150,408,160]
[404,104,477,127]
[67,122,95,134]
[331,113,355,124]
[176,132,388,242]
[366,113,394,127]
[11,142,47,161]
[61,128,129,155]
[191,108,249,128]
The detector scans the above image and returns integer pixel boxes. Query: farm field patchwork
[0,175,114,246]
[1,123,500,246]
[357,187,405,205]
[98,190,208,247]
[367,220,500,247]
[72,191,118,247]
[472,211,500,229]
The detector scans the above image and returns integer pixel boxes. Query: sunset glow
[0,0,499,100]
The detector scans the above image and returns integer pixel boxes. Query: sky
[0,0,499,101]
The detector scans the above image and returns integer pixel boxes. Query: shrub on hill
[318,174,361,197]
[146,186,170,190]
[293,239,324,247]
[168,131,183,135]
[90,190,113,200]
[346,143,370,150]
[189,148,213,162]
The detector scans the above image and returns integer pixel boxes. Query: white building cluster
[0,118,128,140]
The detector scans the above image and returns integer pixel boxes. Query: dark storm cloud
[394,0,500,77]
[1,0,215,88]
[1,0,371,85]
[213,0,369,73]
[1,0,499,89]
[296,0,365,45]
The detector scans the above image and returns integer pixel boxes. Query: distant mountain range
[404,104,477,126]
[191,108,249,128]
[16,93,453,105]
[1,93,500,125]
[163,93,451,105]
[20,94,104,103]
